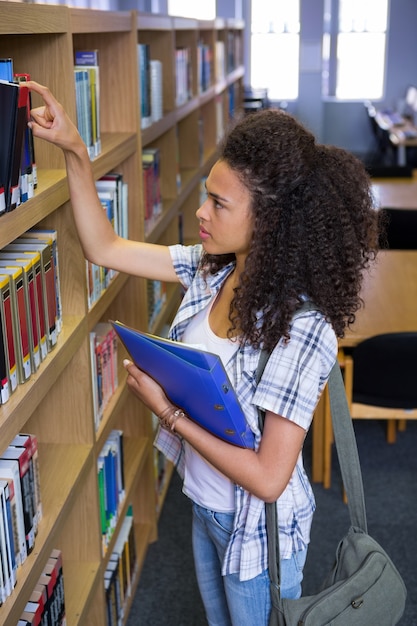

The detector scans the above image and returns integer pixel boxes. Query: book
[24,229,63,334]
[1,250,47,361]
[14,73,37,198]
[8,83,29,211]
[0,257,41,371]
[90,322,118,429]
[74,49,101,157]
[0,58,13,82]
[98,430,125,554]
[0,446,35,554]
[0,266,31,383]
[138,43,152,129]
[28,585,48,621]
[8,239,58,349]
[111,321,255,448]
[142,148,162,221]
[96,172,127,238]
[42,549,65,625]
[0,479,17,598]
[105,559,122,624]
[11,434,42,534]
[0,274,18,396]
[23,599,44,626]
[0,79,19,215]
[150,59,163,123]
[0,284,9,404]
[111,512,134,609]
[0,458,28,568]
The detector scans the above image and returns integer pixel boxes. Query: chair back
[379,208,417,249]
[352,332,417,408]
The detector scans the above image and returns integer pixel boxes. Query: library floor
[126,420,417,626]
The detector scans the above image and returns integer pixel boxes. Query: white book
[150,59,163,123]
[0,459,27,567]
[0,480,16,591]
[0,481,13,599]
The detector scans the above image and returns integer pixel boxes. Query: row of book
[215,40,226,82]
[226,30,242,74]
[0,58,37,214]
[138,44,163,130]
[0,229,62,404]
[0,433,42,605]
[90,322,118,432]
[98,430,125,556]
[19,548,65,625]
[147,280,167,331]
[74,49,101,160]
[105,506,137,626]
[142,148,162,235]
[175,47,193,107]
[197,41,213,94]
[87,173,128,309]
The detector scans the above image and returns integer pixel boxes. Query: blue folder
[111,320,255,448]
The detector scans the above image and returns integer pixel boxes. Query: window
[167,0,215,20]
[250,0,300,101]
[323,0,389,100]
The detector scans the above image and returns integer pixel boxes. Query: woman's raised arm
[27,80,178,283]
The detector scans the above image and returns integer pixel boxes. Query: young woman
[27,81,379,626]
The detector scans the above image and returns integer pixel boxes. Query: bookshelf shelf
[0,4,244,624]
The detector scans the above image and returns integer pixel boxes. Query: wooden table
[372,170,417,209]
[312,250,417,482]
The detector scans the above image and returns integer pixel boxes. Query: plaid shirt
[154,244,337,581]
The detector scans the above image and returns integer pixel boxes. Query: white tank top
[181,298,239,512]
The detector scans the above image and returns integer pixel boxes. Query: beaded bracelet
[158,406,185,432]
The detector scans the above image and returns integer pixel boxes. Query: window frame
[249,0,301,102]
[322,0,390,102]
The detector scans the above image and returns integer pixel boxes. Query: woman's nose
[196,198,209,221]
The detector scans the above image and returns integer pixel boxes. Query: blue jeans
[192,502,307,626]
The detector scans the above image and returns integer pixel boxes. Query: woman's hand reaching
[26,80,86,155]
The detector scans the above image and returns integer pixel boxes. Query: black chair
[243,87,269,115]
[379,207,417,249]
[323,333,417,488]
[364,100,392,166]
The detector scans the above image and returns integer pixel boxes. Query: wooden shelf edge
[156,461,174,519]
[0,2,69,34]
[0,170,69,249]
[0,316,86,447]
[60,560,101,626]
[92,133,137,181]
[70,7,133,33]
[87,272,130,330]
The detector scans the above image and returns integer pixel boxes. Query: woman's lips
[199,226,210,240]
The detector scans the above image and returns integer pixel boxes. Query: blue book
[0,58,13,82]
[111,320,255,448]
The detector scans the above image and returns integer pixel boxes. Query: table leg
[312,393,325,483]
[397,144,406,166]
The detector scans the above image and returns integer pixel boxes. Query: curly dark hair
[201,108,380,351]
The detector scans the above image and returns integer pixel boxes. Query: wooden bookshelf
[0,4,244,624]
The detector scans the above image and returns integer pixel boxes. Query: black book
[0,79,18,215]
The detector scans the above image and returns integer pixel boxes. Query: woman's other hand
[123,359,172,417]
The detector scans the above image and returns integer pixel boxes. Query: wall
[114,0,417,156]
[242,0,417,155]
[314,0,417,154]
